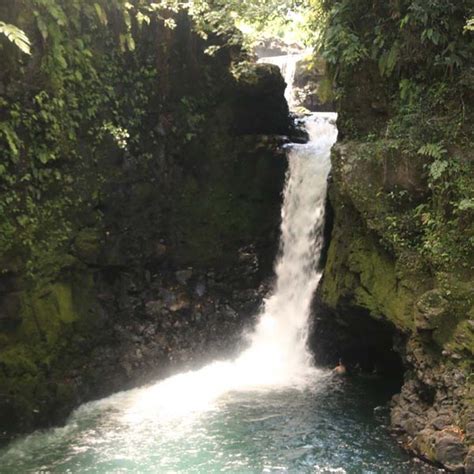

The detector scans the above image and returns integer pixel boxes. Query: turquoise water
[0,374,437,473]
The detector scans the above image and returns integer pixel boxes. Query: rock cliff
[0,6,289,438]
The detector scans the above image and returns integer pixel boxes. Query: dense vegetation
[0,2,472,468]
[0,0,308,283]
[317,0,474,272]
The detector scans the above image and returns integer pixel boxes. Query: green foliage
[319,0,473,78]
[0,21,31,55]
[2,0,289,282]
[417,143,447,160]
[315,0,474,273]
[0,0,178,280]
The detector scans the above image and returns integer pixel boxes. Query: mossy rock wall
[0,6,289,437]
[318,141,473,471]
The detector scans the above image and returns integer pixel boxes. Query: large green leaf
[0,21,31,55]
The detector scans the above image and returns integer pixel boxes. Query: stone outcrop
[315,140,473,471]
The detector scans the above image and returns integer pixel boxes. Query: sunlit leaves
[94,3,108,26]
[0,21,31,55]
[0,122,20,158]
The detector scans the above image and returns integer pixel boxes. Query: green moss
[445,319,474,356]
[323,136,473,354]
[350,238,415,330]
[0,345,38,377]
[72,228,101,264]
[321,187,416,331]
[0,269,97,432]
[17,283,79,346]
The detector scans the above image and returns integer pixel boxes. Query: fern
[417,143,447,159]
[0,21,31,55]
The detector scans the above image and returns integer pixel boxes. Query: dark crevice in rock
[310,294,405,382]
[318,187,334,272]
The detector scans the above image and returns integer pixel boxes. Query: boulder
[434,432,467,472]
[234,63,290,135]
[175,268,193,286]
[465,446,474,474]
[415,290,449,331]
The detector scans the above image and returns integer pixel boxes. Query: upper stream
[0,57,438,474]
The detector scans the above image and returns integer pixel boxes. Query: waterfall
[0,57,425,474]
[3,56,339,429]
[235,113,337,384]
[118,57,338,419]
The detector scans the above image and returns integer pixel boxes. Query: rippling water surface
[0,374,438,473]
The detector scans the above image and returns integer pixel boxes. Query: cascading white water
[119,111,337,422]
[117,57,338,420]
[234,113,337,384]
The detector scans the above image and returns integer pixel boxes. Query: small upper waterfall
[258,53,306,109]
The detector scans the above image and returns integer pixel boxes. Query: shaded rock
[466,420,474,444]
[72,228,101,264]
[465,446,474,474]
[153,243,168,260]
[175,269,193,286]
[0,292,22,328]
[168,294,190,313]
[145,300,163,318]
[195,280,206,297]
[234,63,290,135]
[432,415,454,431]
[415,290,449,331]
[434,432,467,472]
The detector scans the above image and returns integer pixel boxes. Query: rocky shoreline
[313,142,473,472]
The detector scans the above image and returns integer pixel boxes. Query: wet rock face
[76,253,267,399]
[317,142,473,471]
[234,63,290,135]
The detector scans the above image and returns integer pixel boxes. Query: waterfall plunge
[29,56,338,425]
[118,57,338,422]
